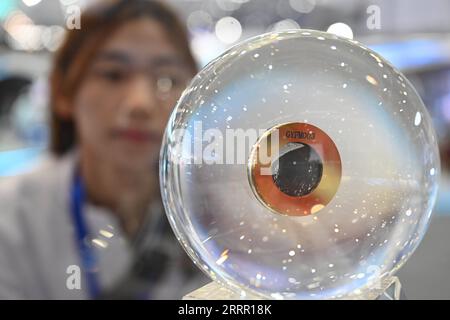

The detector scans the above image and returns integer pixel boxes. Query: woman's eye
[96,69,127,83]
[156,71,189,87]
[156,75,187,93]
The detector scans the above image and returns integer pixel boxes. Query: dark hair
[50,0,197,156]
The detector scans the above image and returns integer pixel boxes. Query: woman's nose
[122,75,158,119]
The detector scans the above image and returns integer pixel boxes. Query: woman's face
[72,18,192,170]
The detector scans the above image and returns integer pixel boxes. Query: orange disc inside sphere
[248,122,342,216]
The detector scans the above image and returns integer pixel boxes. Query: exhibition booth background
[0,0,449,299]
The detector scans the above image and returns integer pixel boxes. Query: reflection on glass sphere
[160,30,440,299]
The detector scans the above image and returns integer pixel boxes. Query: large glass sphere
[160,30,440,299]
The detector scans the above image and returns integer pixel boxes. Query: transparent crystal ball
[160,30,440,299]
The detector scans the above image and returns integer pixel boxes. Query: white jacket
[0,152,207,299]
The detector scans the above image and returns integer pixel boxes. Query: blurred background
[0,0,449,299]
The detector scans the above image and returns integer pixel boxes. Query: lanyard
[70,169,101,299]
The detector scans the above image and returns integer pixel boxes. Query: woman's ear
[54,94,73,120]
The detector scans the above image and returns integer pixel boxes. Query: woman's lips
[112,128,161,143]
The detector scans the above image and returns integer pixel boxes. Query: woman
[0,0,208,299]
